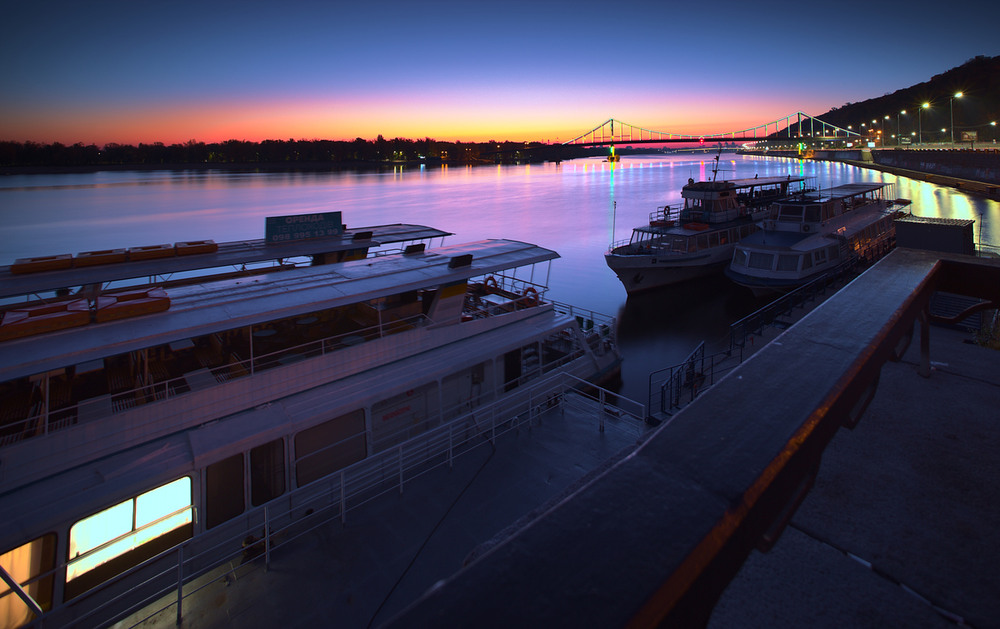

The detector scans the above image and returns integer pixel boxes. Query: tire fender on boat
[484,275,498,293]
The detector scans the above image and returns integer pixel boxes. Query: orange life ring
[484,276,498,293]
[522,286,539,307]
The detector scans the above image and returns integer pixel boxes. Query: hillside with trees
[816,55,1000,145]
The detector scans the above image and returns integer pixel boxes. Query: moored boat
[0,215,621,627]
[605,171,812,293]
[725,182,910,296]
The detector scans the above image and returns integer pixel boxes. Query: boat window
[823,205,835,220]
[295,409,366,486]
[804,205,821,222]
[206,454,244,529]
[828,245,841,260]
[814,249,827,264]
[542,329,583,374]
[777,255,799,272]
[748,252,774,270]
[801,254,813,270]
[778,206,803,220]
[1,534,56,626]
[371,382,439,452]
[250,439,285,506]
[502,342,541,392]
[732,249,748,267]
[441,361,492,420]
[708,232,720,248]
[697,235,709,251]
[67,477,193,594]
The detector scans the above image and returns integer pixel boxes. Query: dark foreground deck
[115,248,1000,628]
[388,248,1000,628]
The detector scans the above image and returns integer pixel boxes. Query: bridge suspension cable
[563,113,859,145]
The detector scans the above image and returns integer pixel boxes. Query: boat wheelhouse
[605,173,811,293]
[725,182,910,296]
[0,225,621,627]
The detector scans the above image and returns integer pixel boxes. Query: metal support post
[175,546,184,625]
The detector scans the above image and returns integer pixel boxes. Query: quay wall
[871,149,1000,185]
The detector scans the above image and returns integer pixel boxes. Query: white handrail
[49,373,643,628]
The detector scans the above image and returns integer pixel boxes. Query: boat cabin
[0,233,620,626]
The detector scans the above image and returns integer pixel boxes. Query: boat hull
[605,247,732,294]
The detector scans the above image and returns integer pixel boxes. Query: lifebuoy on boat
[522,286,539,307]
[484,275,498,293]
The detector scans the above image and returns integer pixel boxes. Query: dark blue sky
[3,0,998,144]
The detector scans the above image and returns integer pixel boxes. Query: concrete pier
[710,324,1000,628]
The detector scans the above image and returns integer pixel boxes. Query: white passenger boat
[0,215,621,627]
[725,183,910,296]
[605,170,811,293]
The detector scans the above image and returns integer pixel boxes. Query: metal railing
[37,372,643,629]
[646,342,749,418]
[3,291,618,450]
[729,269,850,352]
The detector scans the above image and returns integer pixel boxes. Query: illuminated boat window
[67,477,192,582]
[1,534,55,627]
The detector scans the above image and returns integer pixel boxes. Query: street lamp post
[897,110,906,146]
[919,102,930,145]
[950,92,963,144]
[883,115,890,147]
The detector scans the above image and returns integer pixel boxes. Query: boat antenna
[712,147,722,182]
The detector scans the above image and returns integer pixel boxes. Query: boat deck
[112,395,648,628]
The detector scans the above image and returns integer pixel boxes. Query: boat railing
[977,243,1000,258]
[647,204,683,225]
[469,273,548,313]
[728,270,847,352]
[43,372,644,629]
[647,341,751,417]
[0,293,612,451]
[549,299,618,345]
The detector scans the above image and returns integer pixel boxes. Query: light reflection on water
[2,155,997,403]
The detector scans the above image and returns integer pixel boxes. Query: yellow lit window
[67,477,192,582]
[1,534,55,629]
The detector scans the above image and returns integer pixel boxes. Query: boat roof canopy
[0,239,557,381]
[682,175,807,192]
[784,183,889,203]
[0,224,452,300]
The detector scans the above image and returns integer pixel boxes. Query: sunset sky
[3,0,999,146]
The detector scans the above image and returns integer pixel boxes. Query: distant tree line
[0,136,574,169]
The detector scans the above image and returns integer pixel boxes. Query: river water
[2,153,997,403]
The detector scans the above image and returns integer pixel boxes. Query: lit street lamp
[897,110,906,146]
[918,102,930,145]
[950,92,963,144]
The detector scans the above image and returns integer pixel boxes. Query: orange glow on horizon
[1,95,810,147]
